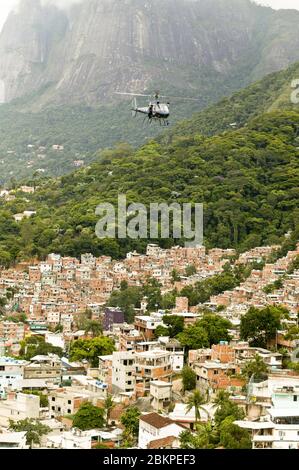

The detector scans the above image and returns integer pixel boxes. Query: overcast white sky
[0,0,299,33]
[0,1,18,32]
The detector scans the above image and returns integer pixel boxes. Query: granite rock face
[1,0,299,107]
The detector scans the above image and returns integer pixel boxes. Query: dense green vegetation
[72,402,105,431]
[69,337,115,367]
[0,102,164,183]
[19,335,64,360]
[0,51,298,184]
[263,278,283,294]
[154,315,185,338]
[180,394,250,449]
[181,366,197,392]
[242,354,269,381]
[162,61,299,142]
[179,263,256,306]
[0,105,299,264]
[240,305,289,348]
[9,418,51,446]
[120,407,141,443]
[177,314,232,350]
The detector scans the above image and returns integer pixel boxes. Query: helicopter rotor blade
[160,95,201,102]
[114,92,152,98]
[114,91,201,101]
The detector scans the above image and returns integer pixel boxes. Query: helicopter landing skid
[144,117,170,127]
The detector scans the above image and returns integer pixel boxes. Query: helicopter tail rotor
[131,97,138,117]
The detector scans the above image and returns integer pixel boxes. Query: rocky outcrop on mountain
[0,0,68,103]
[1,0,299,108]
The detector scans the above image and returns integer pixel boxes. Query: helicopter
[114,91,200,126]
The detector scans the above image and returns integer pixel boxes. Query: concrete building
[134,315,165,341]
[48,388,101,419]
[0,322,25,344]
[158,338,185,372]
[112,351,135,394]
[138,412,184,449]
[98,354,113,392]
[46,427,122,449]
[150,380,172,411]
[119,325,143,352]
[234,344,283,370]
[45,332,65,350]
[23,355,62,384]
[0,432,28,449]
[0,357,28,395]
[193,360,244,393]
[236,385,299,449]
[135,349,172,397]
[211,343,235,363]
[173,296,189,313]
[0,392,40,427]
[103,307,125,331]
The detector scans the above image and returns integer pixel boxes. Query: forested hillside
[1,60,299,184]
[0,107,298,266]
[161,62,299,141]
[1,0,299,182]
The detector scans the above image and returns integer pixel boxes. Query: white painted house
[138,412,184,449]
[236,384,299,449]
[0,432,28,449]
[112,351,135,393]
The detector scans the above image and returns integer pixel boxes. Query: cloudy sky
[0,0,299,33]
[0,1,17,31]
[0,1,82,32]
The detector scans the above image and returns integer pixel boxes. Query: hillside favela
[0,0,298,453]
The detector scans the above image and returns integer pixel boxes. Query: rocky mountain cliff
[1,0,299,108]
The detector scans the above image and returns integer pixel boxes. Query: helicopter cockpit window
[158,104,169,112]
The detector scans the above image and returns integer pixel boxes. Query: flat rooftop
[268,408,299,418]
[136,349,170,358]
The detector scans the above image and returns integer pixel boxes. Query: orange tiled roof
[147,435,177,449]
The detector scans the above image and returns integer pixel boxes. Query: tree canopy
[72,402,105,431]
[181,366,197,392]
[120,407,141,438]
[69,336,115,367]
[9,418,50,446]
[19,335,64,360]
[180,396,250,449]
[177,314,232,350]
[240,306,288,348]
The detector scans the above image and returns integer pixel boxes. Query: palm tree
[196,422,219,448]
[180,423,218,449]
[242,354,268,382]
[104,394,115,427]
[84,320,102,338]
[186,390,208,424]
[212,390,230,408]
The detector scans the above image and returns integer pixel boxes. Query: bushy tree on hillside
[73,403,105,431]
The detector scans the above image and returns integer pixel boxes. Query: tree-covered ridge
[0,107,298,265]
[0,60,298,183]
[0,102,163,184]
[161,62,299,142]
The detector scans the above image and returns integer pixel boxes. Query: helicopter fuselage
[135,102,170,119]
[150,102,170,119]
